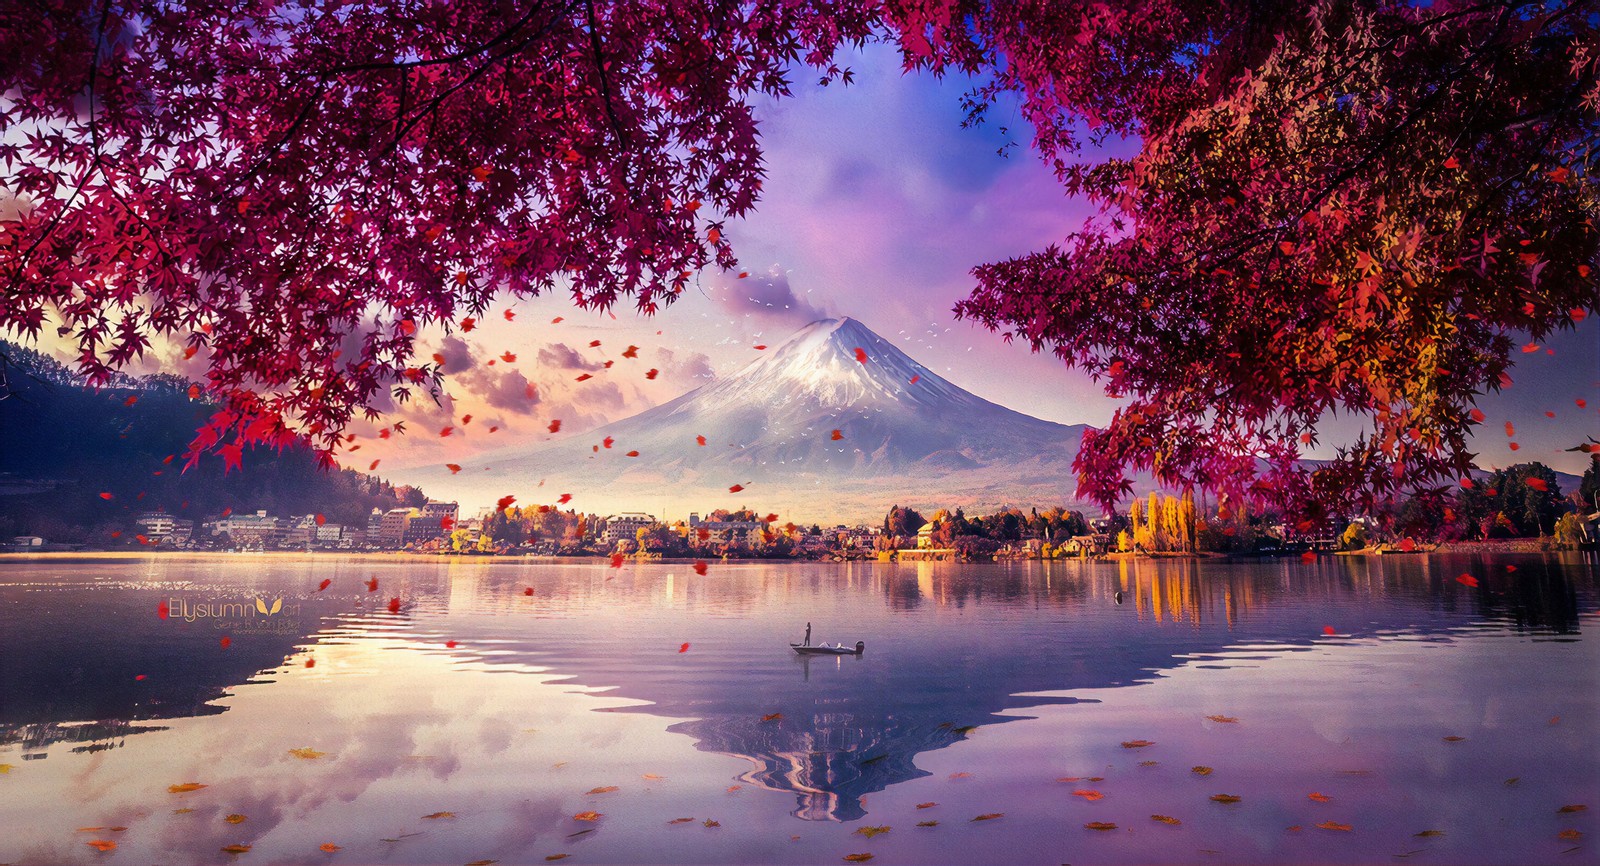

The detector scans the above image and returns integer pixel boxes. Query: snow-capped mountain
[440,318,1094,521]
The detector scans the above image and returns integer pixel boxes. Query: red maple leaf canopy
[0,0,1594,517]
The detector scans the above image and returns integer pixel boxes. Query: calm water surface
[1,554,1596,865]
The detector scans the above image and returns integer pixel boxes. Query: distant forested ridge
[0,341,425,544]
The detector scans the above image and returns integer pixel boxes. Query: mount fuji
[440,318,1096,521]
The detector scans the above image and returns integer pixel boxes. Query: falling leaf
[1152,815,1182,825]
[1072,790,1105,801]
[642,774,665,781]
[972,813,1003,821]
[573,811,601,822]
[587,786,619,795]
[855,826,890,838]
[1085,822,1118,831]
[949,772,973,780]
[610,552,625,568]
[388,597,401,614]
[762,713,783,722]
[853,347,868,363]
[169,783,208,793]
[1316,821,1352,831]
[1323,625,1336,635]
[1206,715,1239,723]
[1442,735,1465,742]
[544,857,568,863]
[1309,792,1331,802]
[1138,761,1159,767]
[305,658,315,668]
[220,636,232,649]
[702,819,720,828]
[497,495,517,511]
[1559,829,1583,841]
[524,587,534,596]
[366,576,378,592]
[447,464,462,474]
[646,368,659,379]
[679,642,691,653]
[289,748,326,759]
[910,375,920,384]
[225,814,247,824]
[317,579,332,592]
[695,434,706,445]
[221,844,252,854]
[916,802,937,809]
[729,484,744,493]
[843,855,873,863]
[625,450,639,457]
[421,812,455,820]
[548,419,562,433]
[1558,805,1588,813]
[1121,740,1155,748]
[1211,794,1242,803]
[693,560,708,575]
[667,818,695,824]
[1456,574,1479,587]
[1192,766,1213,776]
[100,492,113,500]
[86,840,117,852]
[1301,551,1317,563]
[1526,478,1548,492]
[917,820,939,827]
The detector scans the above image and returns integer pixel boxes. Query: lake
[1,553,1596,865]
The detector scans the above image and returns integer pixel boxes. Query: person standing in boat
[803,622,811,647]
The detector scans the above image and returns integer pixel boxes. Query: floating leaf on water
[1087,776,1104,782]
[1442,736,1465,742]
[842,855,873,863]
[917,820,939,827]
[667,818,695,824]
[948,772,973,780]
[1121,740,1155,748]
[1152,815,1182,825]
[915,802,937,809]
[289,748,326,759]
[421,811,455,820]
[572,811,601,822]
[1138,761,1159,767]
[1504,778,1520,787]
[86,840,117,852]
[761,713,783,722]
[702,819,720,828]
[1287,825,1303,832]
[1316,821,1353,831]
[972,813,1004,821]
[1559,829,1583,841]
[1308,793,1332,802]
[173,808,195,814]
[855,826,890,838]
[642,774,665,781]
[1072,790,1104,801]
[726,785,742,793]
[545,856,570,862]
[1414,830,1445,837]
[169,782,207,793]
[1192,766,1214,776]
[225,814,247,824]
[1558,805,1588,813]
[319,843,341,852]
[1085,822,1118,831]
[221,844,252,854]
[1205,715,1239,724]
[586,786,619,795]
[1211,794,1242,803]
[466,860,499,865]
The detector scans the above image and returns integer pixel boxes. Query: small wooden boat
[792,641,865,656]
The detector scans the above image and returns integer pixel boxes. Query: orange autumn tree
[1,0,1594,518]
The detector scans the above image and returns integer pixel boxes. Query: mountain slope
[421,318,1093,521]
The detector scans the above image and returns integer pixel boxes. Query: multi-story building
[602,513,656,545]
[687,513,765,546]
[208,510,286,547]
[375,507,415,548]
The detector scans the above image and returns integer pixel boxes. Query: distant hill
[0,341,426,544]
[408,317,1098,522]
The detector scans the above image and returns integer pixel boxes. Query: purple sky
[55,44,1599,496]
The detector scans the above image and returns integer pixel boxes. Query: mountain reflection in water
[0,554,1594,824]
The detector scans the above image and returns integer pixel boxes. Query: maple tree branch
[584,0,628,151]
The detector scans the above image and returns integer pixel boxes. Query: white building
[602,513,656,545]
